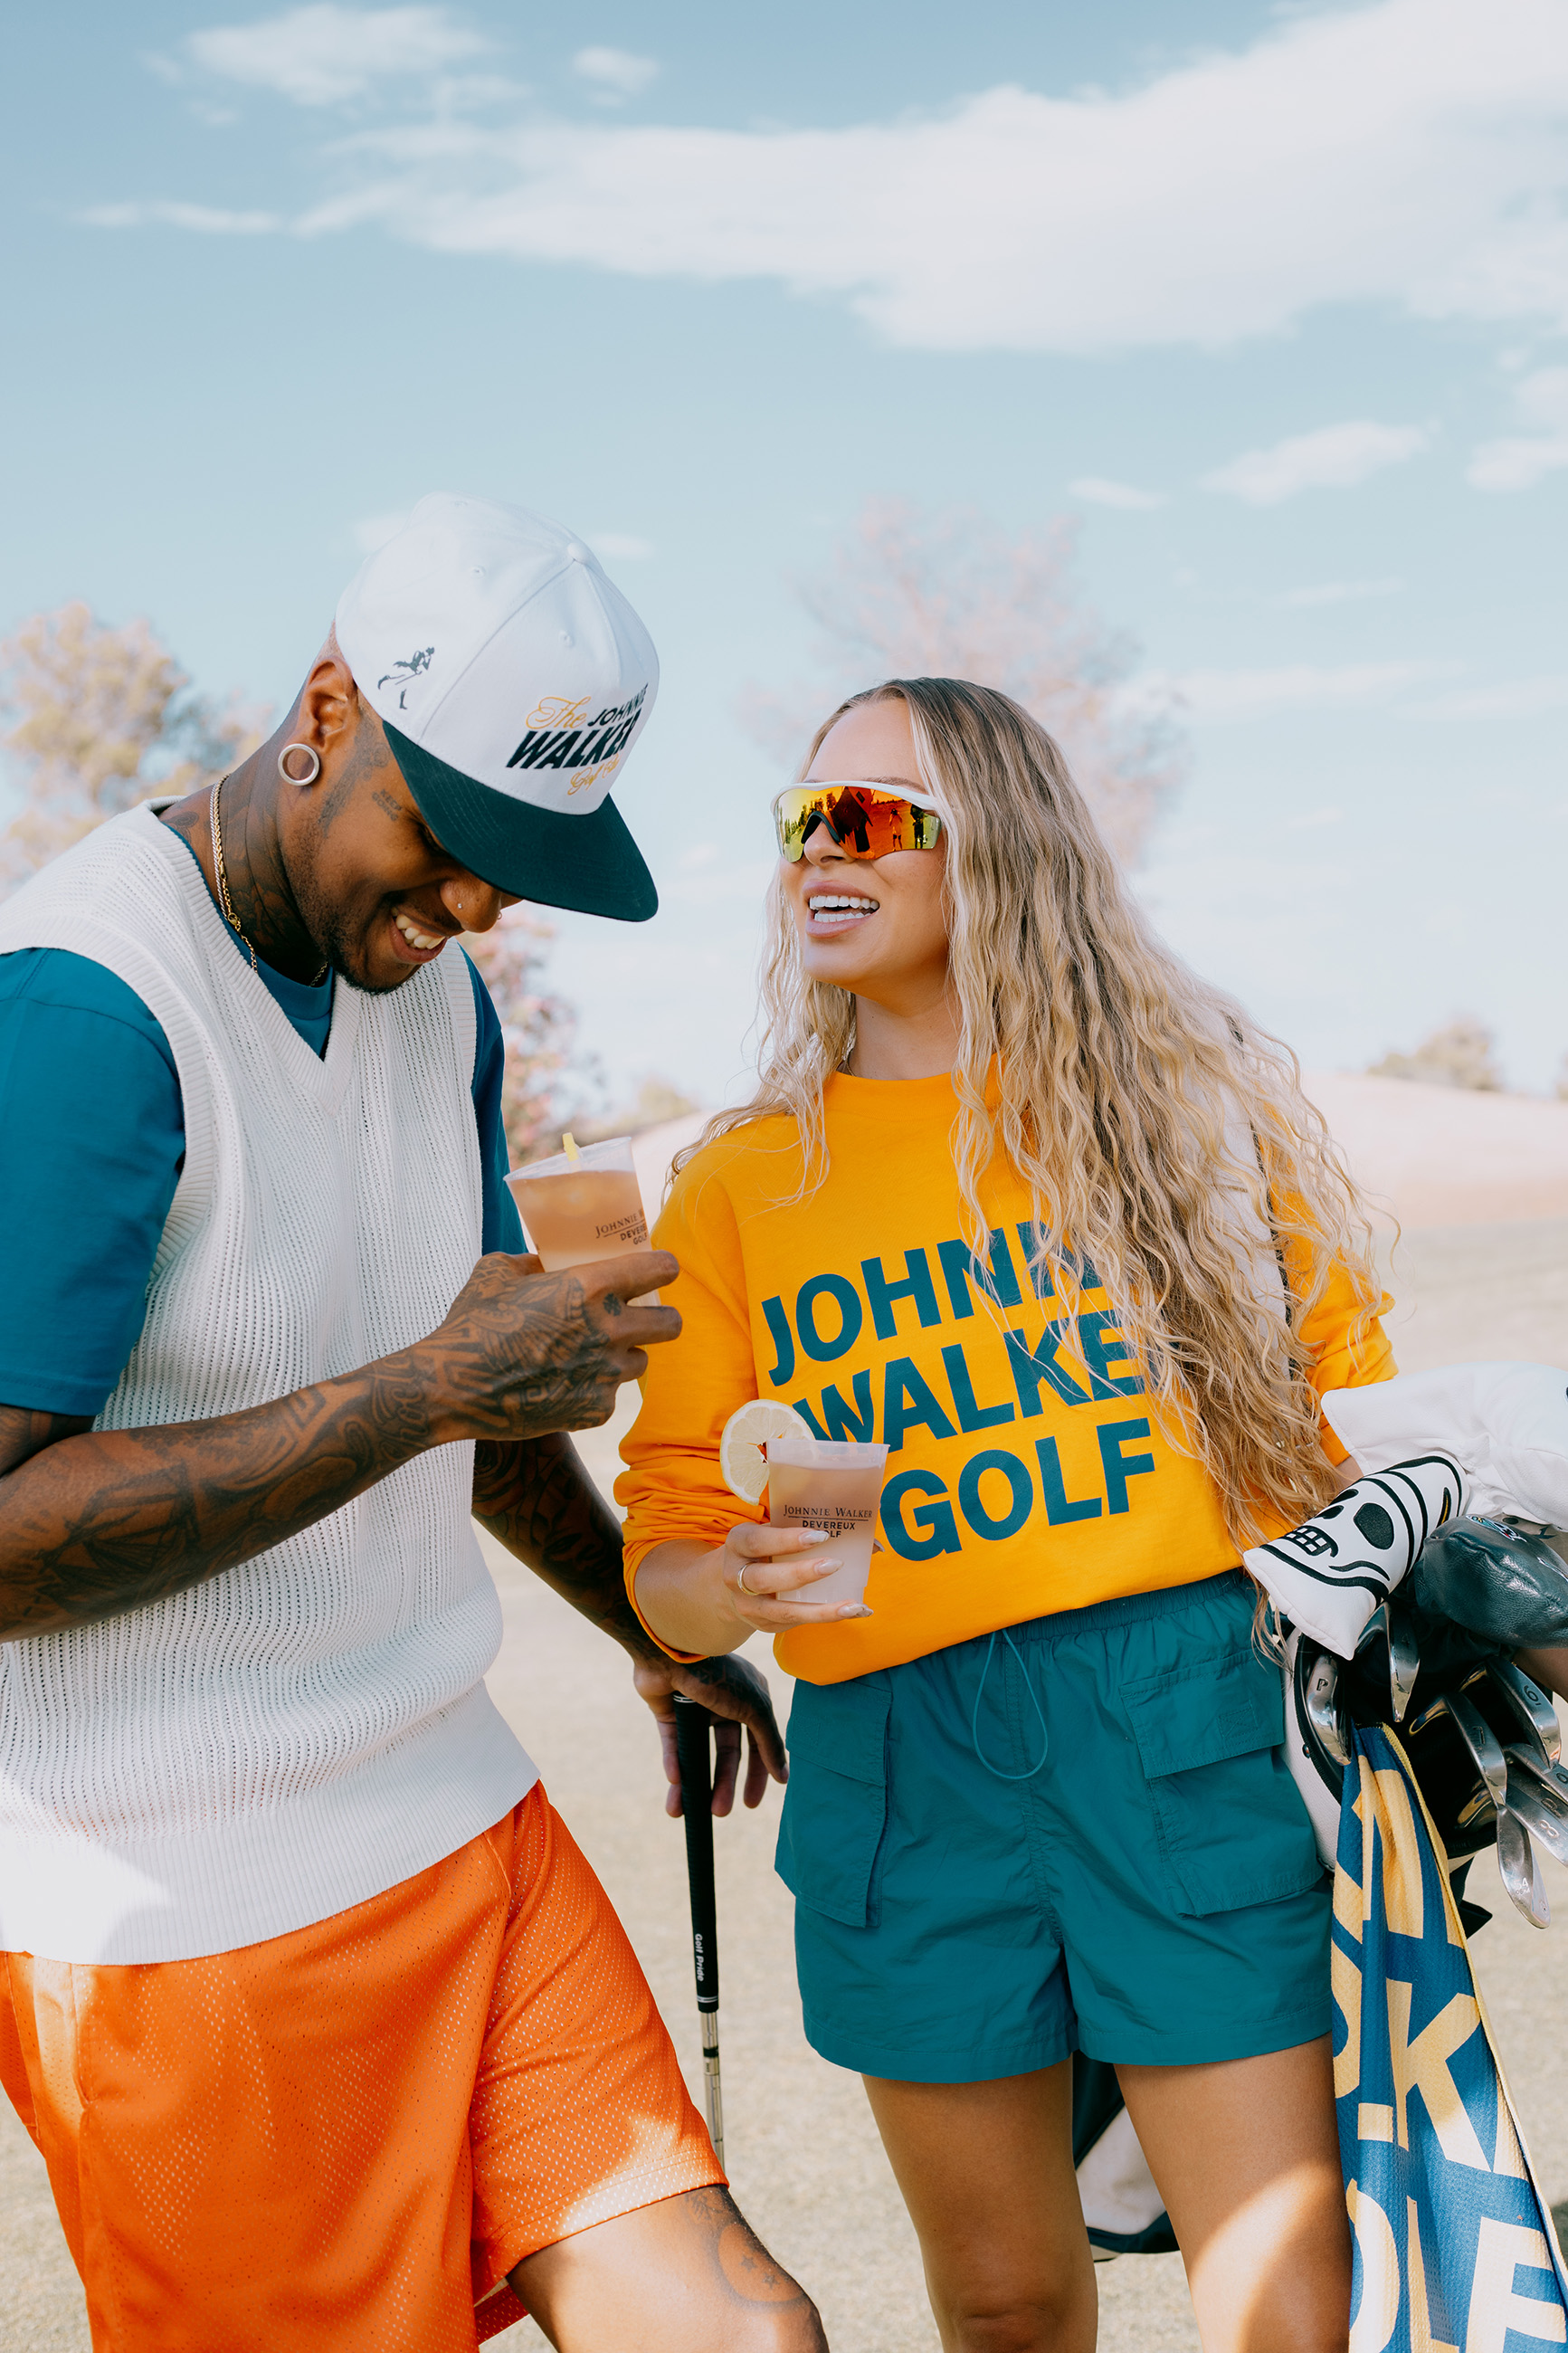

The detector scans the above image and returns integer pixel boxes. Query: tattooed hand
[0,1248,679,1638]
[419,1249,679,1445]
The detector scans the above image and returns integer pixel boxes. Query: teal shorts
[775,1570,1331,2081]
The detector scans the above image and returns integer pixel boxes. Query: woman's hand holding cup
[717,1521,874,1634]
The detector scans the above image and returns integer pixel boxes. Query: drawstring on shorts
[969,1628,1050,1781]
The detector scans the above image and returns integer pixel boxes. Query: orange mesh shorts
[0,1784,722,2351]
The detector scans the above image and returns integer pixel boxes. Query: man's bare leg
[512,2185,827,2353]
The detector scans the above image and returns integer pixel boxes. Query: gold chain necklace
[208,776,328,986]
[209,774,258,974]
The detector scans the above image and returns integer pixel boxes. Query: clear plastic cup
[765,1433,889,1608]
[505,1137,650,1271]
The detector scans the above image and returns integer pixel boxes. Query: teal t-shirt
[0,912,524,1416]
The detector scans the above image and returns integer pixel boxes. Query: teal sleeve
[0,944,523,1419]
[464,951,526,1255]
[0,949,184,1416]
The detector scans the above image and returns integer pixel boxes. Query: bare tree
[0,603,268,892]
[737,499,1184,865]
[1368,1019,1505,1091]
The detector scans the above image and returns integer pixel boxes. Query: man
[0,496,822,2351]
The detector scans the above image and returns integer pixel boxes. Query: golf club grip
[672,1696,720,2014]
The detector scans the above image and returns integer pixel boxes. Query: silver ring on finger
[736,1562,755,1598]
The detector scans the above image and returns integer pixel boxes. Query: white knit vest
[0,806,536,1962]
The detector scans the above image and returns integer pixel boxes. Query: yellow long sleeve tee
[618,1070,1394,1686]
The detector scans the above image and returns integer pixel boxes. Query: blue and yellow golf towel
[1334,1719,1568,2348]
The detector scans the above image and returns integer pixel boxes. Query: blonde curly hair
[682,678,1379,1549]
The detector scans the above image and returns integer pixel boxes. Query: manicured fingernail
[839,1604,874,1618]
[800,1528,828,1541]
[810,1557,841,1575]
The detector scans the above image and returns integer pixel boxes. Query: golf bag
[1284,1516,1568,1923]
[1078,1515,1568,2257]
[1075,1363,1568,2270]
[1250,1360,1568,1920]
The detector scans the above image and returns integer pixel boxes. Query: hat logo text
[525,694,591,730]
[506,686,648,787]
[378,647,435,710]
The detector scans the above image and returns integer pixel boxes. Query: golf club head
[1503,1748,1568,1872]
[1443,1691,1510,1811]
[1401,1670,1525,1861]
[1487,1659,1562,1770]
[1283,1631,1345,1869]
[1301,1643,1349,1769]
[1497,1811,1551,1929]
[1385,1597,1421,1725]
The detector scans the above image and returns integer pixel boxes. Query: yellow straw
[562,1133,581,1160]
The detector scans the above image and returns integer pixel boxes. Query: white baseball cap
[336,492,660,920]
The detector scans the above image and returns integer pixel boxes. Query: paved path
[4,1220,1566,2348]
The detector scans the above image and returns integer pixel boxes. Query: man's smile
[388,906,456,962]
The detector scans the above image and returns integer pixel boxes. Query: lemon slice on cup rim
[718,1399,813,1506]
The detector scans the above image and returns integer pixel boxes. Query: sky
[3,0,1566,1109]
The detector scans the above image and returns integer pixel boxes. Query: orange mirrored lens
[774,786,941,862]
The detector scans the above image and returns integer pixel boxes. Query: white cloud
[1468,366,1568,490]
[1202,421,1430,506]
[572,46,658,101]
[186,5,488,108]
[1155,661,1567,724]
[1068,476,1166,510]
[93,0,1568,357]
[588,531,654,561]
[81,199,283,233]
[1468,439,1568,491]
[351,509,409,551]
[1407,675,1568,719]
[1143,661,1444,722]
[1274,577,1404,607]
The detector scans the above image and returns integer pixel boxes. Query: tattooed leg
[511,2186,827,2353]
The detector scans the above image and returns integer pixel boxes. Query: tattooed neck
[161,756,324,984]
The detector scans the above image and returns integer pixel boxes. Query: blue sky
[4,0,1566,1104]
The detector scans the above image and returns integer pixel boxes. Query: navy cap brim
[385,721,658,922]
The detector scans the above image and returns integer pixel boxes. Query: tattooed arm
[0,1250,674,1641]
[471,1430,787,1815]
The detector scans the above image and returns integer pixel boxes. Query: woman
[619,679,1392,2352]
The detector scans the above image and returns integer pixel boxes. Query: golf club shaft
[700,2012,725,2167]
[672,1695,725,2166]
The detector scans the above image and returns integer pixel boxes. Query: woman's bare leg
[1117,2035,1350,2353]
[862,2062,1098,2353]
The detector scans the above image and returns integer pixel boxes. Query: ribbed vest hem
[0,1686,537,1965]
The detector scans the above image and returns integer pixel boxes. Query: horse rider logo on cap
[377,648,435,710]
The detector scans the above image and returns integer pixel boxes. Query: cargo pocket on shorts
[774,1672,891,1928]
[1121,1644,1323,1917]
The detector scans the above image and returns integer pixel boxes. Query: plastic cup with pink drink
[505,1134,649,1271]
[765,1431,889,1609]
